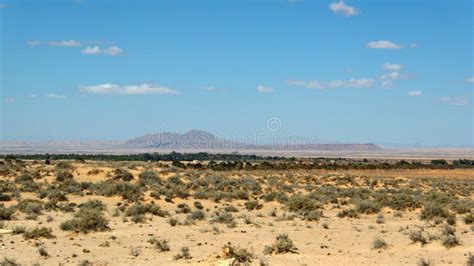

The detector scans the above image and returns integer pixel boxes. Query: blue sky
[1,0,473,146]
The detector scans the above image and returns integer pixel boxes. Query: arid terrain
[0,157,473,265]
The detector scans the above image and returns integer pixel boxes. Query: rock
[0,229,12,235]
[218,258,237,266]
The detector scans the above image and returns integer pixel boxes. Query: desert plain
[0,158,473,265]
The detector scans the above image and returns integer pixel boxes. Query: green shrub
[0,194,12,202]
[168,218,178,226]
[355,200,380,214]
[337,209,360,218]
[464,211,473,224]
[222,244,254,263]
[420,203,450,220]
[376,214,385,224]
[244,200,263,211]
[286,194,320,213]
[14,173,34,183]
[92,181,143,201]
[263,234,298,254]
[174,247,192,260]
[211,212,234,225]
[11,225,26,235]
[187,210,205,221]
[409,229,431,246]
[17,199,44,215]
[56,169,73,182]
[78,199,106,212]
[138,170,160,186]
[0,204,15,220]
[302,210,322,221]
[23,227,55,240]
[418,258,432,266]
[380,193,421,211]
[78,260,93,266]
[113,168,134,182]
[148,237,170,252]
[47,189,68,202]
[450,199,474,214]
[442,234,460,248]
[0,257,20,266]
[38,246,49,257]
[440,224,460,248]
[60,208,109,233]
[372,237,388,249]
[125,203,168,223]
[193,201,204,210]
[466,253,474,266]
[223,205,238,213]
[176,203,191,214]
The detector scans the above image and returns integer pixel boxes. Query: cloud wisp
[383,63,402,71]
[366,40,402,49]
[256,85,274,93]
[47,94,66,99]
[81,46,123,56]
[408,90,422,96]
[26,40,123,56]
[27,40,42,47]
[438,96,469,106]
[329,1,359,16]
[49,40,81,47]
[4,98,15,103]
[465,77,474,84]
[287,78,375,90]
[80,83,180,95]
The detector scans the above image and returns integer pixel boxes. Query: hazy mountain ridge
[1,129,381,152]
[122,129,381,151]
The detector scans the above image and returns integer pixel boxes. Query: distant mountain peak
[121,129,382,151]
[184,129,215,137]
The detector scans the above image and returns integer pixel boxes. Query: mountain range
[0,129,382,153]
[122,129,381,151]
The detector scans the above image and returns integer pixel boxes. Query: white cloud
[81,46,102,55]
[27,40,41,47]
[381,71,402,80]
[203,86,227,93]
[465,77,474,84]
[256,85,274,93]
[287,78,374,89]
[49,40,81,47]
[80,83,180,95]
[408,90,422,96]
[0,3,7,9]
[81,45,123,56]
[409,43,418,48]
[27,94,37,98]
[382,63,402,71]
[4,98,15,103]
[366,40,402,49]
[47,94,66,99]
[103,46,123,56]
[439,96,469,106]
[381,80,393,88]
[203,86,217,92]
[329,1,358,16]
[287,80,325,89]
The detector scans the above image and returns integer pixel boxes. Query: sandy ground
[0,162,473,265]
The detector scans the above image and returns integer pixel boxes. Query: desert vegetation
[0,155,472,265]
